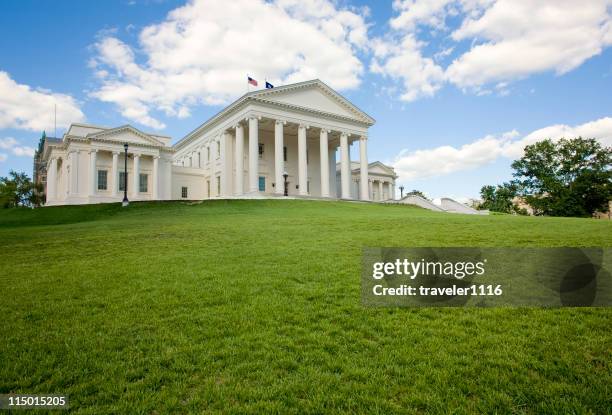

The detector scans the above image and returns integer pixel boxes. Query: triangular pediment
[87,125,165,147]
[252,80,374,125]
[368,162,396,176]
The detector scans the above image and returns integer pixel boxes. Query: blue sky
[1,0,611,200]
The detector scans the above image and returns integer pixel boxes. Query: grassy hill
[1,200,610,414]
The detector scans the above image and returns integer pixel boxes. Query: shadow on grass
[0,201,203,228]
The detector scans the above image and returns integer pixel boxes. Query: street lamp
[283,171,289,196]
[399,185,404,199]
[122,143,129,207]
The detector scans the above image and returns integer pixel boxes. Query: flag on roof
[247,76,258,86]
[265,81,274,89]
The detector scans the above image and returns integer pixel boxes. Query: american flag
[247,76,258,87]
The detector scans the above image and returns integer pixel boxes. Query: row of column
[232,117,369,200]
[47,150,159,201]
[372,179,394,201]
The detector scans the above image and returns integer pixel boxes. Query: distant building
[336,161,397,200]
[33,132,62,199]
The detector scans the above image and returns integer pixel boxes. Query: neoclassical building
[41,79,394,205]
[335,161,397,201]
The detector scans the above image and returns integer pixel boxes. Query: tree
[479,182,526,214]
[0,171,44,208]
[407,189,428,199]
[511,138,611,217]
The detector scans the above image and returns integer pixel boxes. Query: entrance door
[258,176,265,192]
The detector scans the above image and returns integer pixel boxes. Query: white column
[220,132,231,197]
[69,151,79,195]
[274,120,285,195]
[132,154,140,198]
[47,157,57,202]
[153,155,159,200]
[359,136,369,201]
[378,180,383,201]
[248,117,259,193]
[319,129,330,197]
[340,133,350,199]
[234,124,244,195]
[298,124,308,196]
[388,182,394,201]
[89,150,97,197]
[111,151,119,197]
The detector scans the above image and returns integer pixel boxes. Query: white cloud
[90,0,369,129]
[370,35,445,101]
[374,0,612,101]
[0,71,85,132]
[447,0,612,88]
[392,117,612,181]
[0,137,35,160]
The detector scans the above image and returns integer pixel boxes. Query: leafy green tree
[479,182,525,214]
[0,171,44,208]
[512,138,611,217]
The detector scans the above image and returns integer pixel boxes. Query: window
[258,143,264,159]
[307,180,310,193]
[119,172,128,191]
[97,170,107,190]
[216,141,221,159]
[216,176,221,195]
[306,149,309,164]
[189,156,192,167]
[207,180,210,198]
[139,174,148,193]
[258,176,265,191]
[198,152,201,168]
[181,186,188,198]
[283,146,288,162]
[207,146,210,162]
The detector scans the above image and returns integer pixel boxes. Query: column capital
[275,119,287,126]
[359,135,368,141]
[340,131,350,138]
[89,149,98,154]
[320,128,331,134]
[298,123,310,130]
[246,115,261,122]
[133,153,141,158]
[153,155,160,160]
[233,122,244,130]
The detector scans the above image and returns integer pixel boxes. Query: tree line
[479,137,611,217]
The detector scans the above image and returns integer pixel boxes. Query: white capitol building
[38,79,398,205]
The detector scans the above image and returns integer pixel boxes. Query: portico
[173,79,375,200]
[43,124,173,205]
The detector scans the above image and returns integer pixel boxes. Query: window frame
[97,169,108,191]
[139,173,148,193]
[181,186,188,199]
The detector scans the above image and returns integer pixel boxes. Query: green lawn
[1,200,610,414]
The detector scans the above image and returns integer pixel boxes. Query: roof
[335,160,397,177]
[174,79,375,150]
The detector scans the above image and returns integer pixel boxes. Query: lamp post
[399,185,404,199]
[283,171,289,196]
[122,143,129,207]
